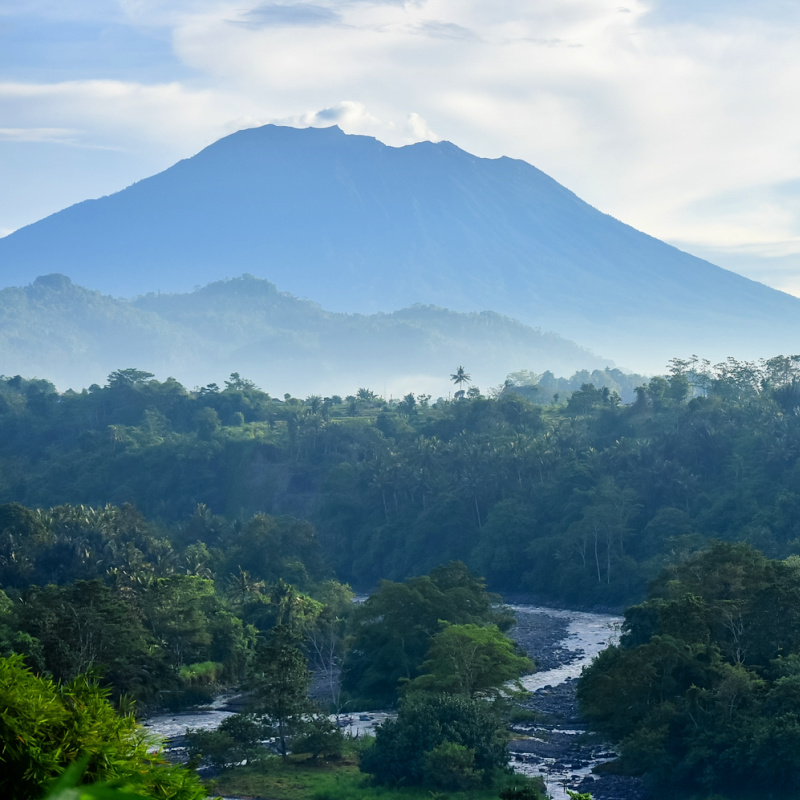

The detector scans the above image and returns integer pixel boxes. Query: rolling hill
[0,273,607,394]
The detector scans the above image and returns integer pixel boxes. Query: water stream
[511,605,622,691]
[508,605,622,800]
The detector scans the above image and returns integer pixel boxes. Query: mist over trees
[0,274,606,395]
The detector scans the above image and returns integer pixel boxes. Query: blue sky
[2,0,800,295]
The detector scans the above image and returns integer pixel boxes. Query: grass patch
[508,708,540,724]
[213,755,539,800]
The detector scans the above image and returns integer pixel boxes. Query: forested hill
[0,273,605,394]
[2,355,800,607]
[2,124,800,371]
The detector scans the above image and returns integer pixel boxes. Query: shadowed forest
[2,355,800,605]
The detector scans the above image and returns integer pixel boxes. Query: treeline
[2,355,800,605]
[0,500,339,707]
[578,542,800,796]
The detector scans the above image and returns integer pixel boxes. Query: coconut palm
[450,366,471,397]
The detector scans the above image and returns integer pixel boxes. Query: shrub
[0,655,205,800]
[423,740,483,790]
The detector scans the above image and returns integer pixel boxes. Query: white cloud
[0,80,250,155]
[270,101,438,144]
[0,127,82,144]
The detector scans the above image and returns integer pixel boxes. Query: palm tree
[450,366,471,397]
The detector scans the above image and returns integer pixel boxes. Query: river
[506,605,624,800]
[142,603,626,798]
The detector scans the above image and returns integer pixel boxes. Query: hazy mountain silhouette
[0,274,607,394]
[2,124,799,371]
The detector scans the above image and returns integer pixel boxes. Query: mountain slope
[0,274,606,394]
[1,124,798,370]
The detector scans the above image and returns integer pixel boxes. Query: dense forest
[0,506,541,799]
[578,542,800,796]
[2,355,800,606]
[3,355,800,799]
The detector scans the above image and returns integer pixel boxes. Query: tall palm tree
[450,366,471,395]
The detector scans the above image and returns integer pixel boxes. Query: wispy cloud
[272,101,439,144]
[0,127,78,143]
[411,20,481,42]
[236,3,341,29]
[0,126,129,151]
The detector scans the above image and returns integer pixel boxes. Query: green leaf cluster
[407,623,533,698]
[358,691,508,789]
[341,561,513,707]
[578,542,800,795]
[0,654,206,800]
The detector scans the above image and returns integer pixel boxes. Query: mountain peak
[1,124,798,371]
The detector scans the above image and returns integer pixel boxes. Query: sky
[2,0,800,295]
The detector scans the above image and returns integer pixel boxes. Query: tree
[341,562,512,707]
[577,544,800,794]
[141,575,215,668]
[290,714,346,760]
[450,366,471,399]
[359,691,508,787]
[185,713,268,769]
[253,625,312,758]
[406,623,533,698]
[306,580,353,714]
[15,580,163,701]
[106,369,154,389]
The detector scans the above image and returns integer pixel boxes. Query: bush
[186,713,268,769]
[359,691,507,787]
[423,740,483,790]
[0,655,206,800]
[179,660,224,685]
[291,715,346,760]
[497,776,549,800]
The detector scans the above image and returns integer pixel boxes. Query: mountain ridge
[0,273,608,395]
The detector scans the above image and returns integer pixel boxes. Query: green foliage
[497,779,549,800]
[13,579,165,700]
[407,623,533,698]
[253,624,313,758]
[185,713,268,769]
[342,562,513,707]
[577,542,800,795]
[5,352,800,608]
[214,754,531,800]
[358,691,508,788]
[179,660,224,685]
[291,714,346,760]
[423,740,484,790]
[0,655,206,800]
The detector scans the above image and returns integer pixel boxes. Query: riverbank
[144,603,647,799]
[508,605,649,800]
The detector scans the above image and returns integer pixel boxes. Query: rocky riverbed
[508,605,649,800]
